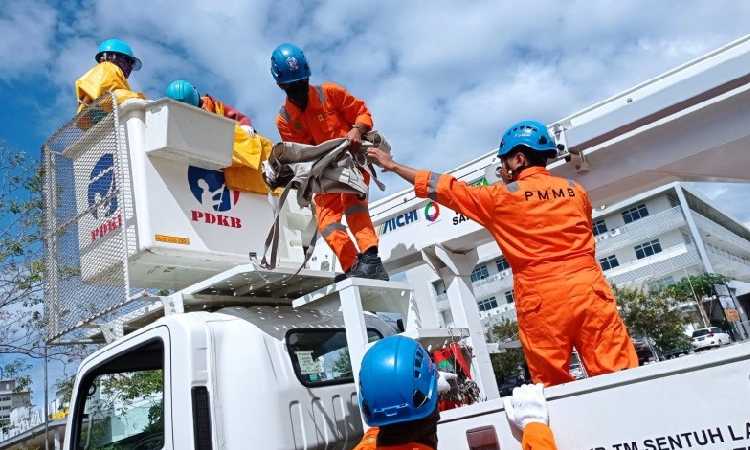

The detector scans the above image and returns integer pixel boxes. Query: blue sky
[3,0,750,406]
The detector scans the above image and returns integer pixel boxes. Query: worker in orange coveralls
[271,43,388,281]
[367,120,638,386]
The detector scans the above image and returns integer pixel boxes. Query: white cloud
[1,0,748,207]
[690,182,750,226]
[0,0,57,80]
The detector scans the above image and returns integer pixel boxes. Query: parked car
[691,327,731,351]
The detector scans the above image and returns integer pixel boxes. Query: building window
[599,255,619,271]
[470,264,489,283]
[496,257,510,272]
[504,290,515,304]
[432,280,446,296]
[622,204,649,224]
[478,297,498,312]
[634,239,662,260]
[593,219,608,236]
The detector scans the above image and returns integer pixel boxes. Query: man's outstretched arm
[366,147,418,183]
[367,147,501,226]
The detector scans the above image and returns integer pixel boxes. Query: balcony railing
[472,269,514,299]
[595,206,686,255]
[692,212,750,257]
[607,243,702,287]
[704,244,750,281]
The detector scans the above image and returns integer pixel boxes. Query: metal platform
[292,277,413,318]
[182,262,335,299]
[401,327,470,352]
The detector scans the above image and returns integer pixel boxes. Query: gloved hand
[346,126,363,151]
[503,383,549,430]
[240,124,255,136]
[261,161,276,184]
[437,371,458,394]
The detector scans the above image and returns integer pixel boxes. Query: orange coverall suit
[355,423,558,450]
[276,82,378,271]
[414,166,638,386]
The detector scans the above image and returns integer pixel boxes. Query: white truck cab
[65,304,397,450]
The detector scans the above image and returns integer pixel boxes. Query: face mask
[281,79,309,109]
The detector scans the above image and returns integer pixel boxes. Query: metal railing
[595,206,686,256]
[607,243,702,287]
[42,95,143,343]
[693,212,750,258]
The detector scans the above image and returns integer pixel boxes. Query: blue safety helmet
[498,120,557,159]
[271,43,311,84]
[96,38,142,71]
[165,80,200,107]
[358,336,438,427]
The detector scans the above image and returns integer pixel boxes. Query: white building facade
[0,380,31,430]
[427,182,750,332]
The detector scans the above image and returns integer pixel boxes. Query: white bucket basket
[68,99,278,289]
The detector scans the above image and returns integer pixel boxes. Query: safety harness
[259,131,390,271]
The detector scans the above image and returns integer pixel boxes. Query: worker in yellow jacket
[165,79,274,194]
[75,38,145,114]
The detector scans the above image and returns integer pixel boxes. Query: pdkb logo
[187,166,242,228]
[88,153,122,241]
[88,153,118,219]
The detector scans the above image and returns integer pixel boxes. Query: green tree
[486,319,526,383]
[615,286,690,354]
[0,142,46,358]
[661,273,729,328]
[0,141,94,422]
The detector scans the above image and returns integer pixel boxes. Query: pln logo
[88,153,118,219]
[286,56,299,71]
[88,153,122,242]
[187,166,239,212]
[187,166,242,229]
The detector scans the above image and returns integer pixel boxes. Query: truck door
[65,327,173,450]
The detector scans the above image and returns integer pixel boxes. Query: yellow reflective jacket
[201,95,275,195]
[75,61,145,113]
[224,126,275,194]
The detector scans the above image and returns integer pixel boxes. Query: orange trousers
[314,192,378,272]
[515,260,638,386]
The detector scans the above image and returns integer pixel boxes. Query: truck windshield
[74,340,164,450]
[287,328,382,387]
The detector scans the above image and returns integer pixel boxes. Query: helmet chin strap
[500,159,528,183]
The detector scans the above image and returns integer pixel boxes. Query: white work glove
[503,383,549,430]
[437,371,458,394]
[240,124,255,136]
[261,161,276,184]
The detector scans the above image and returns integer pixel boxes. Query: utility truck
[45,35,750,450]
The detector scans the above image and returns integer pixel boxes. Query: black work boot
[348,248,390,281]
[334,271,349,283]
